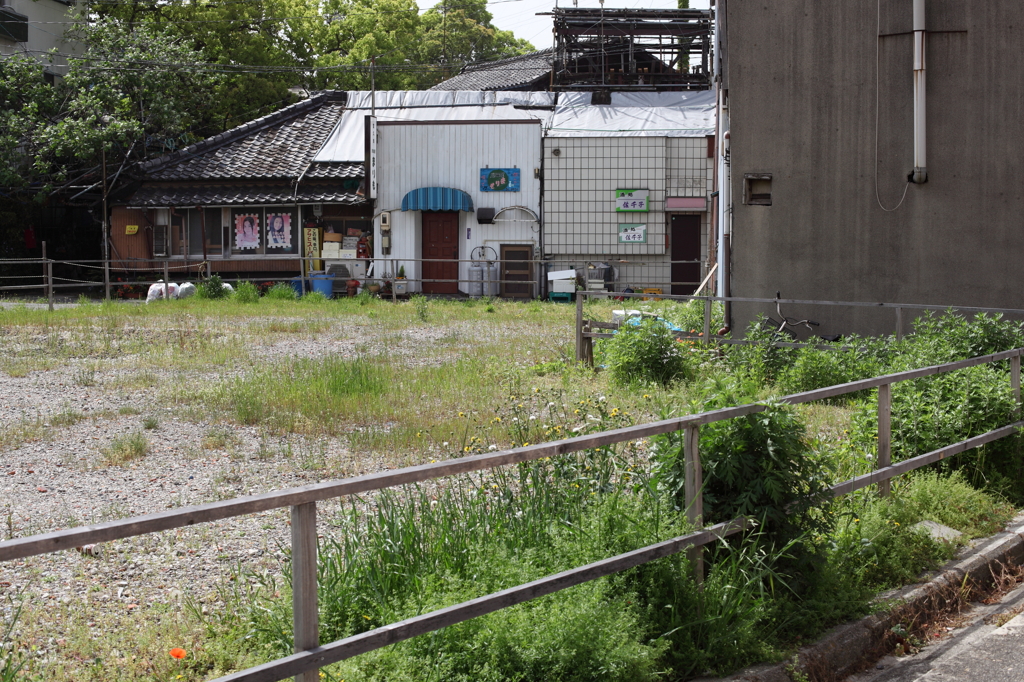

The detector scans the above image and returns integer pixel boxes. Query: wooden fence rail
[1,348,1022,682]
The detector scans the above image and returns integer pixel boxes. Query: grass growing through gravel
[2,294,1023,681]
[102,432,149,466]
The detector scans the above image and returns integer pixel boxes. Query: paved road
[850,581,1024,682]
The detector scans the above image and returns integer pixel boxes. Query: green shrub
[234,281,260,303]
[602,317,692,386]
[300,291,329,304]
[777,342,880,401]
[830,494,951,590]
[848,364,1023,501]
[196,274,229,299]
[1,597,26,682]
[725,316,797,387]
[265,282,297,300]
[652,377,830,540]
[899,470,1016,538]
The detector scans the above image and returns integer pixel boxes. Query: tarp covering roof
[546,90,716,138]
[313,91,553,163]
[312,89,715,163]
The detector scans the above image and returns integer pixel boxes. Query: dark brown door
[671,214,701,295]
[500,244,533,298]
[422,212,459,294]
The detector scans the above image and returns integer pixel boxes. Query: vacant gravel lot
[0,297,577,676]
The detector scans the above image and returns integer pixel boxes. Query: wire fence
[0,252,712,310]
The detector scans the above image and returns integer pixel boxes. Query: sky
[415,0,713,52]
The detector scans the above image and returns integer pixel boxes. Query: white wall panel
[376,122,542,294]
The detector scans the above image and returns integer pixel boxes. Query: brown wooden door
[500,244,533,298]
[422,212,459,294]
[670,214,701,295]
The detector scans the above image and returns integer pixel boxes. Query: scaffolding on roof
[544,7,713,91]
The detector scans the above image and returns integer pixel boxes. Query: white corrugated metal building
[312,89,715,297]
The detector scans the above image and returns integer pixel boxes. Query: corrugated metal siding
[377,122,542,294]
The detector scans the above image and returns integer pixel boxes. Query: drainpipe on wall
[911,0,927,184]
[717,123,731,335]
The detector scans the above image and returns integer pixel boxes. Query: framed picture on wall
[266,213,292,249]
[235,214,260,250]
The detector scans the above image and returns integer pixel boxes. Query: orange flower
[169,648,187,660]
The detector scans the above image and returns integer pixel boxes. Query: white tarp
[313,91,554,163]
[548,90,716,138]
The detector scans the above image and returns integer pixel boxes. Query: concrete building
[716,0,1024,335]
[543,91,716,295]
[0,0,81,79]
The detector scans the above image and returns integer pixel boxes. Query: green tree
[416,0,534,84]
[0,22,220,193]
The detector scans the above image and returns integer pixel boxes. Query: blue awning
[401,187,474,212]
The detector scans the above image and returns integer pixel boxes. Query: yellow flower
[458,411,465,418]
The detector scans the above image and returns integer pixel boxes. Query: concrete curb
[697,513,1024,682]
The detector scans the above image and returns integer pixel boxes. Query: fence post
[895,307,903,341]
[47,258,54,312]
[163,261,169,300]
[702,296,712,343]
[877,383,892,497]
[291,501,319,682]
[41,242,52,311]
[684,424,704,585]
[1012,353,1021,413]
[575,291,584,363]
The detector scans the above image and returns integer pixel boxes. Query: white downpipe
[912,0,927,183]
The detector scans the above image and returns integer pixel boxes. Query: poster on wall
[235,214,260,250]
[480,168,521,192]
[618,224,647,243]
[266,213,292,249]
[615,189,649,212]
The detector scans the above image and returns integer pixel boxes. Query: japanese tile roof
[126,183,363,207]
[304,162,362,179]
[139,91,353,181]
[429,49,554,91]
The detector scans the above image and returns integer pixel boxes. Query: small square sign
[618,224,647,243]
[615,189,649,212]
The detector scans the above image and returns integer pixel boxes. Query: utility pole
[102,148,110,301]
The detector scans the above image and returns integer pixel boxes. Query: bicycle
[764,292,843,342]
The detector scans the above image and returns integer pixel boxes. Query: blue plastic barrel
[308,274,334,298]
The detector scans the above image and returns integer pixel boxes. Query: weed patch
[103,432,149,466]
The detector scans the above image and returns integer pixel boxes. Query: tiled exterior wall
[543,136,713,292]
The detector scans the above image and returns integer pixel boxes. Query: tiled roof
[126,183,364,206]
[140,92,348,181]
[429,50,553,91]
[305,162,362,179]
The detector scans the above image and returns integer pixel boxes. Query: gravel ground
[0,306,567,668]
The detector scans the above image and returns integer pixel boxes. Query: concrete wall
[376,121,542,295]
[725,0,1024,336]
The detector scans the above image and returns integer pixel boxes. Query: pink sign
[666,197,707,210]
